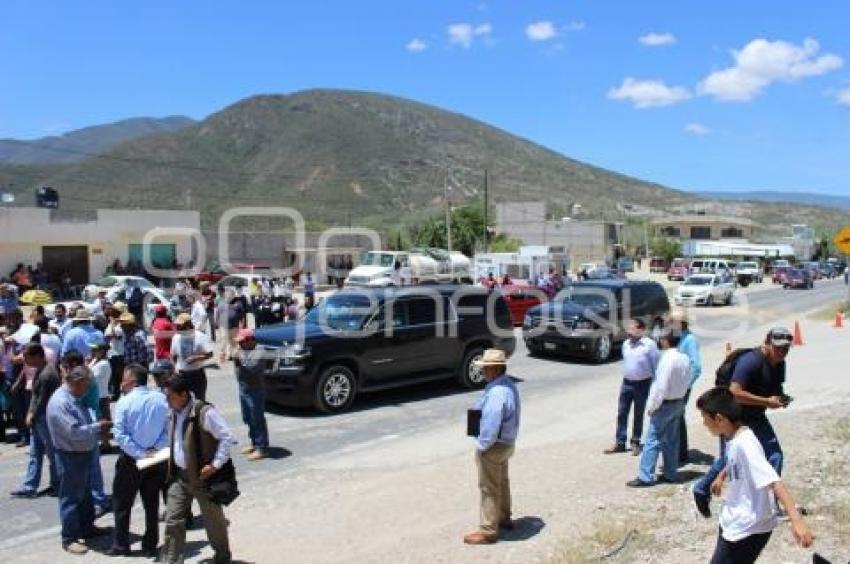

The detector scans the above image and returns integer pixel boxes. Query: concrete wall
[0,208,200,282]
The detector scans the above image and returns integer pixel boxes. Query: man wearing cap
[171,314,214,401]
[692,327,793,518]
[61,309,105,359]
[46,365,112,555]
[464,349,521,545]
[234,328,269,461]
[120,313,151,369]
[108,363,168,557]
[151,305,175,361]
[667,310,702,464]
[49,303,73,341]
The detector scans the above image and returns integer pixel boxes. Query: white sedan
[675,274,735,307]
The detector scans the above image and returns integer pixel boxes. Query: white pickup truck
[345,250,471,287]
[675,273,735,307]
[735,261,763,286]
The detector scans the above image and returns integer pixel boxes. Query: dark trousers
[179,369,207,401]
[112,453,166,552]
[206,307,216,341]
[55,449,95,545]
[678,388,692,462]
[109,356,125,401]
[239,384,269,450]
[13,389,31,443]
[615,378,651,447]
[694,416,783,497]
[710,529,771,564]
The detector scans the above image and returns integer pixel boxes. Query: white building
[682,240,795,259]
[0,207,200,284]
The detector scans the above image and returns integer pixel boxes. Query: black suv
[522,279,669,362]
[254,285,516,413]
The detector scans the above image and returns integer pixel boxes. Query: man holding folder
[109,363,169,557]
[464,349,521,545]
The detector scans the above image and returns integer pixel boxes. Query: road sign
[835,226,850,254]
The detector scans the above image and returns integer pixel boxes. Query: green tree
[414,204,487,256]
[650,237,682,263]
[489,234,522,252]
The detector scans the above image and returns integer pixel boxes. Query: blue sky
[2,1,849,195]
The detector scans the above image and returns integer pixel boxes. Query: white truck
[734,261,764,286]
[344,249,471,287]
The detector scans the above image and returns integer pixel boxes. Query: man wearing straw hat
[464,349,521,545]
[666,309,702,464]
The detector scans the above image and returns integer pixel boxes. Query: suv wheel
[594,334,612,363]
[314,365,357,414]
[706,295,714,307]
[459,346,487,388]
[725,292,733,306]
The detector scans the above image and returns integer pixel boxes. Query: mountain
[0,89,846,237]
[0,116,196,164]
[698,190,850,212]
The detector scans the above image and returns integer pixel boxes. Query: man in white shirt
[161,375,233,564]
[627,327,690,487]
[605,319,660,455]
[189,294,208,335]
[170,314,214,401]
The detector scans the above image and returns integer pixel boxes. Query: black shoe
[626,478,653,488]
[631,444,643,456]
[40,487,57,497]
[143,547,158,558]
[10,489,37,499]
[656,475,678,484]
[107,547,131,557]
[693,490,711,518]
[83,525,111,539]
[603,444,627,454]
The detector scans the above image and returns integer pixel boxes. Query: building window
[721,227,743,238]
[660,226,681,237]
[690,226,711,240]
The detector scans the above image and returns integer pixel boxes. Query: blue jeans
[615,378,652,447]
[55,450,95,544]
[694,416,783,497]
[89,445,110,508]
[638,399,685,483]
[239,384,269,450]
[20,418,57,493]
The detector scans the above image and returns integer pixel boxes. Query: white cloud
[639,32,677,47]
[526,21,558,42]
[685,123,710,135]
[699,37,844,102]
[837,88,850,107]
[405,38,428,53]
[607,77,692,108]
[447,22,492,48]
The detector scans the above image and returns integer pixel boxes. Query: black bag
[715,347,757,387]
[467,409,482,437]
[192,402,240,506]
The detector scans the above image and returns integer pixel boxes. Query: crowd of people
[0,280,281,562]
[465,313,815,563]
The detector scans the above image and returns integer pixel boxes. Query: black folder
[467,409,482,437]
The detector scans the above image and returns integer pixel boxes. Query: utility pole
[483,169,488,253]
[445,169,452,253]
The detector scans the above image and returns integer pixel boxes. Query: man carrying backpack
[692,327,793,518]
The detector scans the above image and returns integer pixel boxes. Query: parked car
[817,262,838,279]
[667,258,689,281]
[675,274,735,307]
[783,268,814,290]
[649,257,669,273]
[735,261,764,286]
[772,266,790,285]
[254,285,516,413]
[522,279,669,363]
[800,262,821,280]
[499,283,544,326]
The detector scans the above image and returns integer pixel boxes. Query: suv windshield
[305,294,375,330]
[685,277,712,286]
[738,262,757,269]
[360,253,397,267]
[563,287,614,308]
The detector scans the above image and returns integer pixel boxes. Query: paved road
[0,278,845,554]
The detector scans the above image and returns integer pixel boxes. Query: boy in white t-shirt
[696,387,813,563]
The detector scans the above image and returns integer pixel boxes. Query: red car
[772,266,790,285]
[667,259,689,281]
[499,283,546,326]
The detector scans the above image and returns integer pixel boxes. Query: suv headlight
[281,342,311,360]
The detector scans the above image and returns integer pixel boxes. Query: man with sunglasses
[692,327,793,518]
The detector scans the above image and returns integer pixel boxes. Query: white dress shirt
[646,348,691,414]
[173,400,233,470]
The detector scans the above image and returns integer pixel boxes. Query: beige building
[650,215,759,241]
[0,207,200,284]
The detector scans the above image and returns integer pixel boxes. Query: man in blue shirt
[46,366,112,556]
[667,310,703,464]
[61,309,104,358]
[109,363,168,557]
[464,349,520,546]
[605,319,659,456]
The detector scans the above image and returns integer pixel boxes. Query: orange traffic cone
[835,311,845,329]
[792,321,804,346]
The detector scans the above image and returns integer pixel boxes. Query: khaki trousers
[162,476,231,563]
[475,443,514,534]
[218,328,239,360]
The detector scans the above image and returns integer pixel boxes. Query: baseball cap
[66,366,91,382]
[767,327,793,347]
[154,304,168,314]
[236,328,255,343]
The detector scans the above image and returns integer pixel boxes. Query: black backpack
[715,347,758,387]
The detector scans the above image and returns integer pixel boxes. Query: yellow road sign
[835,226,850,254]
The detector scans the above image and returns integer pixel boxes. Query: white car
[675,274,735,307]
[735,261,764,284]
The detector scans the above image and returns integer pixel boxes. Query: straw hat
[73,309,93,321]
[472,349,507,367]
[668,309,689,324]
[118,312,137,325]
